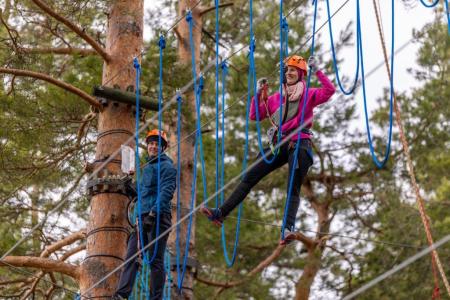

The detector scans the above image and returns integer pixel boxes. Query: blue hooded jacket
[140,154,177,214]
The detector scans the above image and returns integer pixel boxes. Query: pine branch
[30,0,111,62]
[20,47,98,56]
[0,257,80,281]
[0,68,102,109]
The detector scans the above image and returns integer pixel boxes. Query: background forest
[0,0,448,299]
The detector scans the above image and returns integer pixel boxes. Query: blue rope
[325,0,359,95]
[177,11,209,291]
[175,92,183,292]
[420,0,440,7]
[280,0,318,239]
[359,0,394,169]
[248,0,284,163]
[446,0,450,34]
[219,61,244,267]
[164,250,171,299]
[133,58,149,266]
[281,16,289,56]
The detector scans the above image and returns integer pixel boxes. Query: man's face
[147,140,162,157]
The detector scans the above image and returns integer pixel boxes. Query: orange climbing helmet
[284,55,308,76]
[146,129,168,147]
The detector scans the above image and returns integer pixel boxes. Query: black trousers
[116,212,171,299]
[220,140,313,230]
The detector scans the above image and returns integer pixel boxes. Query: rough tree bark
[79,0,143,297]
[167,1,203,299]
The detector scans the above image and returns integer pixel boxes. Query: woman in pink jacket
[202,55,336,244]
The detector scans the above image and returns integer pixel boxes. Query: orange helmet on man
[146,129,168,149]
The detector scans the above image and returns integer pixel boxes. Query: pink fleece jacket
[250,70,336,141]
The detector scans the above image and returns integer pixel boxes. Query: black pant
[220,140,313,230]
[116,212,171,299]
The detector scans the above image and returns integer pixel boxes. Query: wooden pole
[79,0,143,297]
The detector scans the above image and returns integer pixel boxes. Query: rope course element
[372,0,450,296]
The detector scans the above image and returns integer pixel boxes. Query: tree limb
[40,230,85,258]
[0,68,102,110]
[0,257,80,281]
[199,2,234,16]
[20,47,98,56]
[30,0,111,62]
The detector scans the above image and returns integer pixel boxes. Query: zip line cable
[342,234,450,300]
[225,216,427,250]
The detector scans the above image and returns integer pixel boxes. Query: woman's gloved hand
[307,56,318,73]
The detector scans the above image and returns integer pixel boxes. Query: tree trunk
[296,197,330,300]
[168,1,203,299]
[79,0,143,297]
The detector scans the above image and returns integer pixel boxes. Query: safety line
[372,0,450,296]
[342,234,450,300]
[226,216,427,250]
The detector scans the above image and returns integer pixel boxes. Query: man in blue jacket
[113,129,176,300]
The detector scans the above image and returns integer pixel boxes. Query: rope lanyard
[280,0,318,239]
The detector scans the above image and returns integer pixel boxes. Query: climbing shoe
[279,227,296,245]
[200,207,224,226]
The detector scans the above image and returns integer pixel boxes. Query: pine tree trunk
[168,1,203,299]
[79,0,143,297]
[295,200,329,300]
